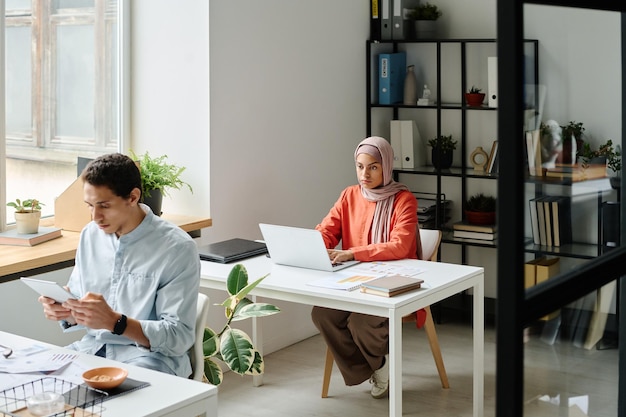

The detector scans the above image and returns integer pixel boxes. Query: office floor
[216,314,618,417]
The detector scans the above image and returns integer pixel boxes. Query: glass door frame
[495,2,626,417]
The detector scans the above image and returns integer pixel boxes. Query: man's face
[83,183,140,237]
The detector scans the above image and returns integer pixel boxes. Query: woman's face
[356,153,384,189]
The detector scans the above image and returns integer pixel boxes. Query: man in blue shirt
[39,153,200,378]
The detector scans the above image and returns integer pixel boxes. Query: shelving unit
[366,38,538,298]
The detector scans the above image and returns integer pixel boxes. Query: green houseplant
[7,198,44,234]
[408,2,442,38]
[130,151,193,215]
[202,264,280,385]
[465,193,496,225]
[558,120,585,164]
[465,86,485,107]
[578,139,621,187]
[427,134,457,169]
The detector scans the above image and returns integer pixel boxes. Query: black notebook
[64,378,150,405]
[198,238,268,263]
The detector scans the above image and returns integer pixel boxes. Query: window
[2,0,126,224]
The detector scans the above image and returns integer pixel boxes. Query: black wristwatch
[112,314,127,335]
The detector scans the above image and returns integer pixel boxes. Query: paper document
[307,271,381,291]
[307,262,427,291]
[0,350,78,374]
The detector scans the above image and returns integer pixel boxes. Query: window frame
[0,0,130,230]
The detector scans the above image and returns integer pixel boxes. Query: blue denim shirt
[66,205,200,378]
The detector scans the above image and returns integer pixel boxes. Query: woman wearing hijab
[311,136,421,399]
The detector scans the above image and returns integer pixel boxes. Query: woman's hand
[327,249,355,263]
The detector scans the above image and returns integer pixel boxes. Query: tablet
[21,277,77,303]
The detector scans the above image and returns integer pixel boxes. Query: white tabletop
[0,331,217,417]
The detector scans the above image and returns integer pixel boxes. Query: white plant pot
[15,211,41,234]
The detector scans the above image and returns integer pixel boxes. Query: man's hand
[39,295,75,323]
[63,292,118,332]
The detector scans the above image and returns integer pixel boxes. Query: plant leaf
[232,303,281,321]
[202,327,219,357]
[234,274,269,301]
[226,264,249,295]
[203,358,223,386]
[221,294,239,313]
[245,350,264,375]
[220,328,255,375]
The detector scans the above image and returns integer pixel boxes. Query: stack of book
[360,275,424,298]
[529,196,572,247]
[452,221,497,241]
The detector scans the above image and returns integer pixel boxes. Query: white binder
[390,120,424,169]
[488,57,498,108]
[389,120,403,168]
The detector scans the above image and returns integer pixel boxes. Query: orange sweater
[316,185,418,261]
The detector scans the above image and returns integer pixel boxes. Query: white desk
[0,331,217,417]
[200,256,484,417]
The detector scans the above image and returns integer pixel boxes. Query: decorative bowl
[82,366,128,390]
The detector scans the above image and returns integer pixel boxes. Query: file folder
[488,57,498,107]
[389,120,403,169]
[370,0,381,41]
[378,52,406,105]
[391,0,404,40]
[390,120,424,169]
[380,0,392,40]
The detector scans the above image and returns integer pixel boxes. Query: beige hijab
[355,136,409,244]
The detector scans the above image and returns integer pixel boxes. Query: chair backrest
[418,228,442,262]
[190,292,210,381]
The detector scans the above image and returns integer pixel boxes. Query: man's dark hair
[81,153,142,199]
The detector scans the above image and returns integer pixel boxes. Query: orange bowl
[82,367,128,390]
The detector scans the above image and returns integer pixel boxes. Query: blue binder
[378,52,406,105]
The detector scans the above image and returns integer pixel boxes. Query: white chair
[190,293,210,381]
[320,228,448,398]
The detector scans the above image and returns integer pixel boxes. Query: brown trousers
[311,306,388,386]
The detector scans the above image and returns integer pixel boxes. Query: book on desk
[360,275,424,297]
[0,227,62,247]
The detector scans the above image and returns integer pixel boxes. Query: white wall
[129,0,210,218]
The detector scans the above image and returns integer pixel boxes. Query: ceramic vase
[143,188,163,216]
[414,20,437,38]
[403,65,417,105]
[431,148,453,170]
[15,211,41,234]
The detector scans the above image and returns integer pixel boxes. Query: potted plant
[427,134,457,169]
[465,86,485,107]
[7,198,44,234]
[560,120,585,164]
[407,2,442,38]
[465,193,496,225]
[202,264,280,385]
[130,151,193,216]
[579,139,621,188]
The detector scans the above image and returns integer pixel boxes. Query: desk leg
[473,277,484,417]
[389,309,402,417]
[252,295,264,387]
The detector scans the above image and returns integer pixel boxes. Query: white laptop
[259,223,360,272]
